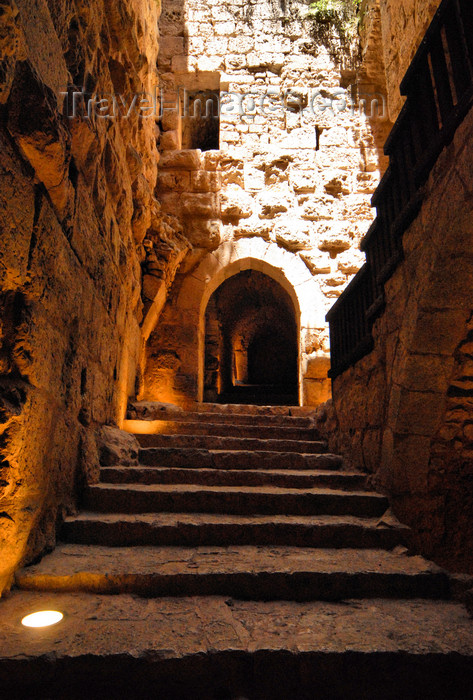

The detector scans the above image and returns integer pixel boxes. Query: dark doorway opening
[204,270,299,406]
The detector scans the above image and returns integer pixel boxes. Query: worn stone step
[195,403,314,416]
[124,419,320,441]
[84,484,388,518]
[139,447,342,470]
[16,544,450,601]
[2,592,473,700]
[100,466,367,490]
[125,411,315,429]
[136,433,327,453]
[61,512,406,549]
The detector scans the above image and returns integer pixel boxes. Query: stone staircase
[2,403,473,699]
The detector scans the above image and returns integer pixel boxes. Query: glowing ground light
[21,610,64,628]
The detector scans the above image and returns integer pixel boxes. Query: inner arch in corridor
[143,238,331,407]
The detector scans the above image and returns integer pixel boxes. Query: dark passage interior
[204,270,299,405]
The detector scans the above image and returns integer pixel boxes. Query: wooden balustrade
[327,0,473,379]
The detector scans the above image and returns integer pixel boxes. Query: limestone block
[356,171,380,194]
[337,249,365,275]
[234,223,271,241]
[324,273,347,287]
[190,170,221,193]
[197,55,223,72]
[258,190,290,219]
[220,187,253,220]
[303,378,332,406]
[324,170,352,196]
[161,110,180,132]
[274,221,311,251]
[244,164,265,191]
[290,169,316,193]
[156,170,191,193]
[96,426,139,467]
[302,328,330,355]
[300,252,332,275]
[181,193,219,218]
[318,222,352,255]
[183,219,222,249]
[214,21,235,34]
[159,192,181,214]
[171,55,189,72]
[160,130,181,151]
[160,150,202,170]
[203,151,222,172]
[228,36,254,53]
[300,195,335,221]
[305,355,331,380]
[159,36,185,59]
[412,309,470,356]
[225,54,246,71]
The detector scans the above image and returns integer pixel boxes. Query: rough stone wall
[322,105,473,572]
[378,0,441,119]
[0,0,163,592]
[144,0,392,407]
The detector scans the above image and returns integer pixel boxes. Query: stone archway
[142,238,331,407]
[203,269,299,405]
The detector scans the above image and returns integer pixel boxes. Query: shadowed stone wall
[322,105,473,573]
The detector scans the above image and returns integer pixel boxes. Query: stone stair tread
[2,591,473,659]
[139,448,342,470]
[17,544,443,580]
[126,411,315,428]
[193,402,314,415]
[65,511,401,527]
[101,467,364,477]
[137,434,327,453]
[124,419,320,439]
[83,483,388,517]
[100,466,366,489]
[89,482,383,498]
[62,510,406,549]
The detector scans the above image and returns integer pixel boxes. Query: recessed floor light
[21,610,64,628]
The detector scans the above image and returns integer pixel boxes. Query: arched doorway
[203,270,299,405]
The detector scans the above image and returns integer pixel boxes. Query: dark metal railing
[327,0,473,379]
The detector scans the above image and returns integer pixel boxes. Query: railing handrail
[326,264,370,321]
[327,0,473,379]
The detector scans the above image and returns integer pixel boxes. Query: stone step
[16,544,450,601]
[124,419,321,441]
[2,592,473,699]
[61,512,406,549]
[125,410,315,428]
[100,466,367,490]
[136,433,327,453]
[139,447,343,470]
[195,403,314,416]
[83,484,388,518]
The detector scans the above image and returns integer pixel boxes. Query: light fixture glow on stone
[21,610,64,628]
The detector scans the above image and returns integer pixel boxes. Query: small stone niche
[181,88,220,151]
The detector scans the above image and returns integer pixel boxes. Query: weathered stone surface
[146,0,388,409]
[2,592,473,698]
[96,426,139,467]
[325,106,473,573]
[0,0,162,593]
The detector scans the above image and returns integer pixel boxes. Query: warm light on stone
[21,611,64,628]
